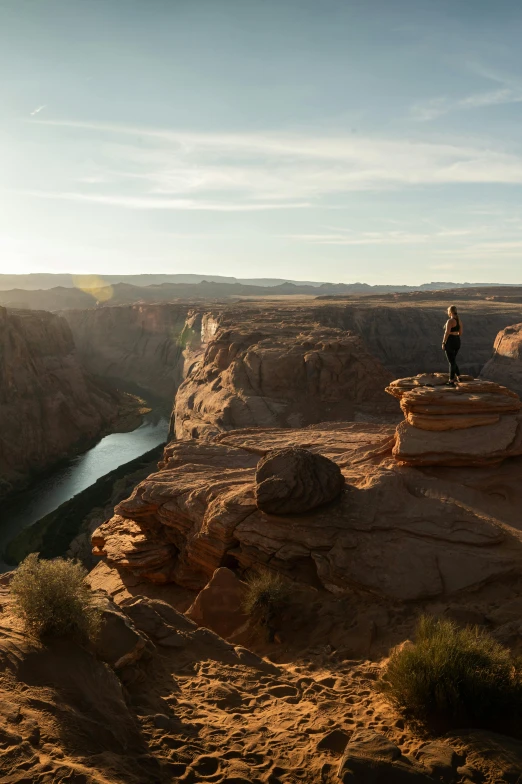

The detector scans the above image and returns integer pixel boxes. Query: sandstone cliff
[92,420,522,601]
[316,301,522,377]
[387,373,522,466]
[0,307,122,496]
[62,303,207,400]
[61,298,522,406]
[481,322,522,396]
[174,309,394,440]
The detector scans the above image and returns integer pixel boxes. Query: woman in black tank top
[442,305,463,385]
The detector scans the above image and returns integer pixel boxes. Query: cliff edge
[0,307,122,496]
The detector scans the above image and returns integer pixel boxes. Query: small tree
[242,571,290,641]
[380,615,522,732]
[10,553,101,642]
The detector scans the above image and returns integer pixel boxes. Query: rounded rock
[255,447,345,515]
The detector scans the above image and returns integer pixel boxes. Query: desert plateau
[1,282,522,784]
[3,1,522,780]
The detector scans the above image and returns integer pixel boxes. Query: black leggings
[444,335,461,380]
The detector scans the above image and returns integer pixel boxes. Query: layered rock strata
[387,373,522,466]
[174,315,394,439]
[0,307,121,496]
[481,322,522,396]
[63,304,212,399]
[254,447,344,514]
[60,298,522,408]
[92,422,522,601]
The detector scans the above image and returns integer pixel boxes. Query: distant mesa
[387,373,522,466]
[1,273,522,312]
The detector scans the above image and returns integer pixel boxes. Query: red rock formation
[255,447,344,514]
[0,307,121,496]
[58,298,522,405]
[174,313,394,439]
[92,422,522,601]
[387,373,522,466]
[481,322,522,396]
[186,567,248,639]
[62,303,205,399]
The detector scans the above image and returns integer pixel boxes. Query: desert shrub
[10,553,101,641]
[380,615,522,732]
[242,571,290,640]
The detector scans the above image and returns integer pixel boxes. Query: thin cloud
[15,190,310,211]
[30,105,47,116]
[411,87,522,121]
[291,222,522,251]
[20,120,522,213]
[290,231,431,246]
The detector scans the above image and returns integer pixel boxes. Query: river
[0,409,169,564]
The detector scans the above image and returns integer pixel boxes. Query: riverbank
[3,443,165,567]
[0,408,170,569]
[0,388,151,501]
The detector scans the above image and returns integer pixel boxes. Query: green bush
[242,571,290,640]
[10,553,101,642]
[380,615,522,731]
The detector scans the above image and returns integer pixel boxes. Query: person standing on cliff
[442,305,463,386]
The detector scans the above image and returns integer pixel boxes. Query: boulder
[92,423,522,601]
[447,731,522,784]
[255,447,345,514]
[482,322,522,396]
[386,375,522,466]
[186,567,249,639]
[415,742,461,783]
[94,599,146,668]
[337,730,433,783]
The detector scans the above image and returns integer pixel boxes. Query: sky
[1,0,522,285]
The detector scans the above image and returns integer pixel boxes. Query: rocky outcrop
[481,322,522,396]
[175,312,394,439]
[57,298,522,409]
[62,304,209,399]
[387,373,522,466]
[255,447,344,514]
[186,566,248,639]
[338,730,434,782]
[0,307,122,496]
[317,301,522,377]
[92,422,522,601]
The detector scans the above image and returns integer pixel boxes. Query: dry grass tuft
[11,553,101,642]
[242,571,290,641]
[380,615,522,732]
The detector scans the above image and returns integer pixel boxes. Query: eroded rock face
[387,374,522,466]
[92,422,522,601]
[63,303,207,399]
[481,322,522,396]
[0,307,121,496]
[186,567,248,639]
[175,314,394,440]
[338,729,434,782]
[255,447,344,514]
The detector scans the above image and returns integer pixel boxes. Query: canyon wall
[0,307,122,497]
[481,322,522,396]
[316,302,522,377]
[62,299,522,407]
[174,307,394,440]
[62,304,206,399]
